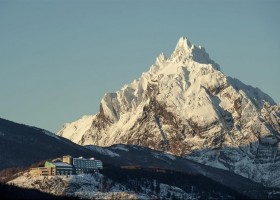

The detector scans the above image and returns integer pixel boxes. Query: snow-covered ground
[8,172,201,200]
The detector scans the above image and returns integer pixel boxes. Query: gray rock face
[58,37,280,187]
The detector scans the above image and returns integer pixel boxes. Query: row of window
[56,170,73,175]
[56,167,73,170]
[74,162,97,164]
[73,164,99,166]
[75,164,98,167]
[73,160,102,164]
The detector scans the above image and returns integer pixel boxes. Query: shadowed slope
[0,118,96,170]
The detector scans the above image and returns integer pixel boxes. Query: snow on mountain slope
[8,173,140,199]
[6,144,271,199]
[7,171,228,200]
[58,37,280,187]
[9,163,253,200]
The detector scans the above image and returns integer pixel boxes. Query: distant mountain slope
[84,144,271,199]
[0,118,96,170]
[0,118,276,199]
[58,37,280,188]
[7,143,274,199]
[9,166,251,200]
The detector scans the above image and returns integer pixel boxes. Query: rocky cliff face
[58,37,280,187]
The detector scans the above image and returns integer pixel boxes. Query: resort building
[29,167,52,176]
[45,161,74,175]
[63,155,103,174]
[29,155,103,176]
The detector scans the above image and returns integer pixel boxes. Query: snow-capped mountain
[58,37,280,187]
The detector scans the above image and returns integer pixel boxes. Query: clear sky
[0,0,279,133]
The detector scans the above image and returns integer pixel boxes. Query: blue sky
[0,0,279,133]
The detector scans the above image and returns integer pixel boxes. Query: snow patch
[86,145,120,157]
[111,145,129,152]
[152,152,176,161]
[163,153,176,160]
[42,130,60,140]
[0,131,5,136]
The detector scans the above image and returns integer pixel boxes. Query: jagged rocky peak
[169,36,219,69]
[155,53,166,66]
[174,36,193,51]
[171,36,200,60]
[149,37,220,78]
[58,36,280,188]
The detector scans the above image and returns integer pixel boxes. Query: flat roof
[52,162,73,167]
[73,157,98,160]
